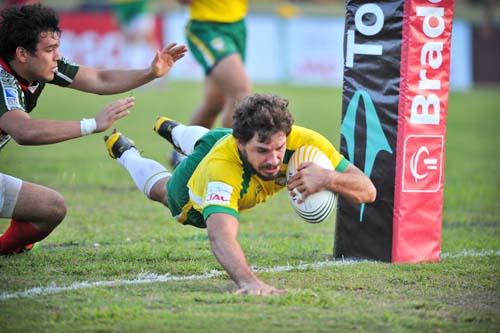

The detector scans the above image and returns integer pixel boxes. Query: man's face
[24,31,61,83]
[238,131,287,181]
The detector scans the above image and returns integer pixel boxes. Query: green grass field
[1,81,499,332]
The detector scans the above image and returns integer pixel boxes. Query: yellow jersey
[174,126,348,226]
[189,0,247,23]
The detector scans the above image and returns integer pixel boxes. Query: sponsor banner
[285,17,345,86]
[335,0,454,263]
[450,19,472,91]
[56,11,469,88]
[58,12,163,70]
[246,15,283,83]
[393,0,454,263]
[335,1,404,262]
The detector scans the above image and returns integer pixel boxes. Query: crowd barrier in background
[59,10,475,90]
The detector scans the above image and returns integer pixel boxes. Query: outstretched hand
[94,97,135,132]
[149,43,188,78]
[235,280,287,296]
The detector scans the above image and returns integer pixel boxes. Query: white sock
[117,148,171,198]
[171,125,209,155]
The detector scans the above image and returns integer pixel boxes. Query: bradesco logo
[341,90,392,221]
[401,2,450,192]
[403,135,443,192]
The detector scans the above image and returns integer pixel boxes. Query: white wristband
[80,118,97,136]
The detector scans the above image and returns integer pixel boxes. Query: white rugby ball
[286,145,337,223]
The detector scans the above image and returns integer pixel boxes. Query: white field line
[1,249,498,301]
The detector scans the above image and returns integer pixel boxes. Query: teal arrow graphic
[341,90,393,221]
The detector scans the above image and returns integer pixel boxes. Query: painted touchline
[1,249,498,301]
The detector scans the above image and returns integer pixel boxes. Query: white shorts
[0,173,22,218]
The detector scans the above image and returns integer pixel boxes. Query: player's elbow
[11,131,37,145]
[350,182,376,204]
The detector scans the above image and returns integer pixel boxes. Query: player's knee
[48,191,67,225]
[149,179,168,205]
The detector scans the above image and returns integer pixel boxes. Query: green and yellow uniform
[184,0,248,74]
[0,57,79,150]
[166,126,349,228]
[111,0,149,26]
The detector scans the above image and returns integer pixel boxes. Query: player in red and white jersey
[0,3,187,254]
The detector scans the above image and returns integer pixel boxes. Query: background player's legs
[209,53,251,127]
[189,74,225,128]
[190,53,251,128]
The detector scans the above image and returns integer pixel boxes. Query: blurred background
[1,0,498,90]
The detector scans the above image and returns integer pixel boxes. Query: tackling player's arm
[206,213,286,296]
[287,162,376,204]
[68,43,187,95]
[0,97,134,145]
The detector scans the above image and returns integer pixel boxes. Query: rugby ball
[286,145,337,223]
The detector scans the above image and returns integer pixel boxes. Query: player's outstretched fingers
[95,97,135,132]
[165,42,177,51]
[234,285,285,296]
[170,45,188,61]
[270,288,287,296]
[234,287,260,295]
[105,97,135,111]
[112,97,135,112]
[234,287,249,295]
[108,98,135,120]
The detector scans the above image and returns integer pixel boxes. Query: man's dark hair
[232,94,294,144]
[0,3,61,61]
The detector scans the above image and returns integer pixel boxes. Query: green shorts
[185,19,246,75]
[166,128,232,228]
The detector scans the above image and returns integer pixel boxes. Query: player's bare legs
[190,53,251,128]
[213,54,252,127]
[106,124,207,206]
[12,182,66,230]
[189,74,225,128]
[148,178,169,206]
[0,181,65,254]
[171,54,250,168]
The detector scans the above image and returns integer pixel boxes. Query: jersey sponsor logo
[3,87,20,110]
[205,181,233,206]
[402,135,443,192]
[341,89,392,221]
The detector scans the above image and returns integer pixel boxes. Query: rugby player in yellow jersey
[171,0,251,167]
[104,94,376,295]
